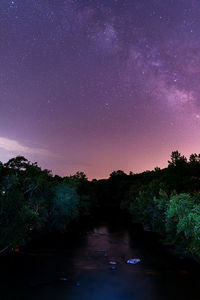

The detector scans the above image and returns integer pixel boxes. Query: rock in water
[109,261,117,265]
[59,277,68,281]
[126,258,141,264]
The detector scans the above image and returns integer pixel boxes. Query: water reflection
[0,222,199,300]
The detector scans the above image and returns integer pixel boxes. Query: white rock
[109,261,117,265]
[126,258,141,264]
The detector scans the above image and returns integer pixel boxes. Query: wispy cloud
[0,137,53,157]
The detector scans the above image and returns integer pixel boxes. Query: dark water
[0,220,199,300]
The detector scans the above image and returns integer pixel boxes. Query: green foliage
[0,156,83,248]
[0,184,40,246]
[152,189,168,234]
[2,150,200,261]
[63,171,95,215]
[165,194,200,256]
[49,184,79,231]
[64,171,88,187]
[119,150,200,260]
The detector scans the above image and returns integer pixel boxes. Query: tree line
[93,151,200,260]
[0,156,92,249]
[1,151,200,260]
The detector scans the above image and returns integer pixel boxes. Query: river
[0,219,199,300]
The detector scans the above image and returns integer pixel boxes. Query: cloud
[0,137,53,157]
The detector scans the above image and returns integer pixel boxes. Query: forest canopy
[1,151,200,260]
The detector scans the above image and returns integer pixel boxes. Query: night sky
[1,0,200,179]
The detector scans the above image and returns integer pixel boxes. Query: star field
[1,0,200,178]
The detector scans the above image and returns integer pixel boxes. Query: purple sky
[1,0,200,179]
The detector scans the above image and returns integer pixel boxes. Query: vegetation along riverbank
[1,151,200,261]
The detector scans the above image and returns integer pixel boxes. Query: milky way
[1,0,200,178]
